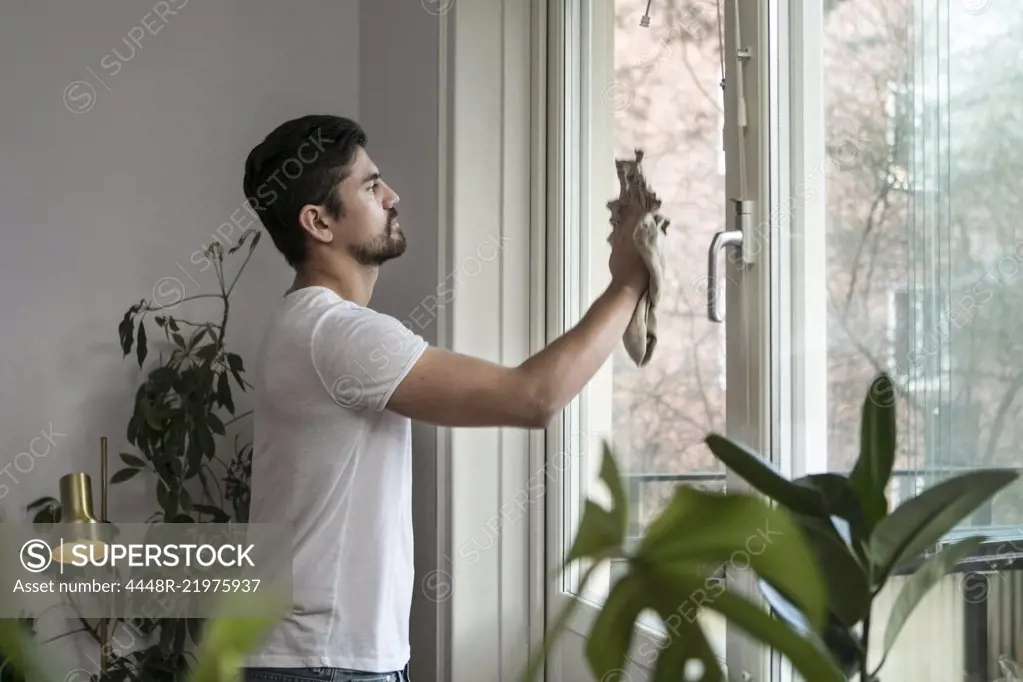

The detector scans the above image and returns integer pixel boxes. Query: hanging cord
[640,0,654,27]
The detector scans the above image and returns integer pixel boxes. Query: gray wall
[1,0,443,677]
[359,3,444,681]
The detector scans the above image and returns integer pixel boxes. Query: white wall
[0,0,362,669]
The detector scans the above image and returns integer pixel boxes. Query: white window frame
[434,2,546,680]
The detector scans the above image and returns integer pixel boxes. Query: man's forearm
[518,281,642,421]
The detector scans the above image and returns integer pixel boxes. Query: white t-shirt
[245,285,429,672]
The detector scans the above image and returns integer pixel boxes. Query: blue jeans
[243,665,411,682]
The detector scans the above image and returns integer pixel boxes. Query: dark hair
[243,115,367,268]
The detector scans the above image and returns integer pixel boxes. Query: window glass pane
[819,0,1023,676]
[561,0,727,645]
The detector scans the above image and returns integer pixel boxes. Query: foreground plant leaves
[564,441,628,566]
[188,592,290,682]
[0,619,61,682]
[521,441,628,682]
[869,470,1018,583]
[638,484,829,633]
[703,434,824,517]
[790,513,870,627]
[522,441,848,682]
[848,373,897,532]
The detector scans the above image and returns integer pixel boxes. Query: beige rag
[605,149,670,367]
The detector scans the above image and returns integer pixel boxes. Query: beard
[349,211,406,266]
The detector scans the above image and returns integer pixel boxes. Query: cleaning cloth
[605,149,670,367]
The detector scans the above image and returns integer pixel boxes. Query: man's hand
[609,204,649,295]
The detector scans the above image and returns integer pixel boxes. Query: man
[240,115,649,682]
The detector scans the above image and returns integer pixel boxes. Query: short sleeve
[311,304,429,411]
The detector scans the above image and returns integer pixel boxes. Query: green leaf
[689,580,845,682]
[193,504,231,522]
[158,480,170,511]
[566,501,623,565]
[848,373,898,531]
[0,618,63,682]
[187,594,290,682]
[141,398,164,431]
[226,353,245,373]
[585,573,645,681]
[796,475,865,527]
[119,317,135,356]
[794,474,870,558]
[791,513,870,626]
[168,317,180,332]
[172,332,187,349]
[111,467,142,484]
[120,452,146,468]
[208,413,226,436]
[196,343,219,362]
[881,535,985,660]
[637,485,829,632]
[159,619,176,653]
[521,563,601,682]
[136,320,149,367]
[188,326,210,352]
[217,372,235,414]
[127,414,140,445]
[188,618,205,645]
[564,441,628,565]
[704,433,824,517]
[869,470,1018,582]
[646,613,722,682]
[198,424,216,459]
[174,619,188,659]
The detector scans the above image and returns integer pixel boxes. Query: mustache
[387,209,399,227]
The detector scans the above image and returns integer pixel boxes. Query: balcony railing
[621,467,1023,544]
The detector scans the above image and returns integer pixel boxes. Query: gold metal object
[55,438,112,674]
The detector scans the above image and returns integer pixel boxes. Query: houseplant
[524,372,1018,681]
[703,372,1019,680]
[26,229,262,681]
[522,444,849,682]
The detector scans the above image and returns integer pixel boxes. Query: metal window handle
[707,229,743,323]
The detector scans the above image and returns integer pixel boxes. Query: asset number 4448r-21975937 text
[124,578,261,593]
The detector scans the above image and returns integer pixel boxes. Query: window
[886,285,953,392]
[548,0,1023,679]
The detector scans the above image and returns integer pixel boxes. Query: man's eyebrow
[361,171,381,184]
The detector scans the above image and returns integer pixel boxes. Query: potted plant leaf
[522,443,849,682]
[703,372,1019,680]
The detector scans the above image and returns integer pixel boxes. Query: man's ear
[298,205,334,244]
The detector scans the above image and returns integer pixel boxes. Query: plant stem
[143,293,224,310]
[39,628,90,645]
[223,409,253,427]
[860,608,871,682]
[226,237,258,297]
[203,462,225,508]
